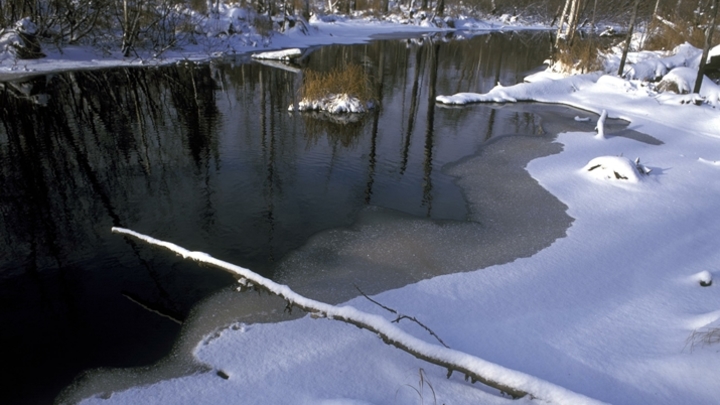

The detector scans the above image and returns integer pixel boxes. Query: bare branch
[355,284,450,349]
[111,226,609,405]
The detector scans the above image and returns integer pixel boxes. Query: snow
[251,48,303,60]
[291,94,373,114]
[582,156,647,183]
[9,10,720,405]
[594,109,608,139]
[694,271,713,287]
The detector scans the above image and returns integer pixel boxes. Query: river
[0,31,594,404]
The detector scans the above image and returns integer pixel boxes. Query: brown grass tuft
[644,17,706,51]
[553,37,605,74]
[685,327,720,352]
[299,64,374,103]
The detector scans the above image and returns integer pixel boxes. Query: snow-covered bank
[0,5,547,81]
[58,38,720,405]
[0,21,431,81]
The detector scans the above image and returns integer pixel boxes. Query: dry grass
[552,37,605,74]
[299,63,374,103]
[644,17,706,51]
[685,327,720,352]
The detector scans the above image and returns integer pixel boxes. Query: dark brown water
[0,31,577,404]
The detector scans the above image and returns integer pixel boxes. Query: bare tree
[694,0,719,94]
[555,0,572,47]
[617,0,642,77]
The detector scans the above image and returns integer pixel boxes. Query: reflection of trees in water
[295,34,551,218]
[0,65,225,404]
[422,43,440,215]
[0,65,222,273]
[218,61,299,269]
[300,112,369,148]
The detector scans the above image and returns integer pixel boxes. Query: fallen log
[111,227,607,405]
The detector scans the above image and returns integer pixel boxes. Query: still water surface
[0,31,581,404]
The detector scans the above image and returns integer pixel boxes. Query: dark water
[0,31,565,404]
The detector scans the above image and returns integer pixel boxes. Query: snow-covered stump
[111,227,609,405]
[583,156,651,182]
[696,270,713,287]
[595,109,607,139]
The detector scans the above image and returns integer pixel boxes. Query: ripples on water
[0,31,589,404]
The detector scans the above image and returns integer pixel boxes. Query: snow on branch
[111,227,608,405]
[595,109,607,139]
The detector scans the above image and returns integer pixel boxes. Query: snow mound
[656,67,700,94]
[655,67,720,106]
[698,157,720,166]
[625,59,668,81]
[694,270,713,287]
[583,156,651,183]
[290,94,373,114]
[0,17,45,60]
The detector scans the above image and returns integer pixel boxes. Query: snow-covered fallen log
[111,227,608,405]
[251,48,303,60]
[435,73,600,105]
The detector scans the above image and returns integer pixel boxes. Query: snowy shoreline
[0,11,551,82]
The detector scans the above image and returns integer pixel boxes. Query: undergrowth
[397,368,440,405]
[685,327,720,352]
[552,36,605,74]
[299,63,374,103]
[644,17,706,51]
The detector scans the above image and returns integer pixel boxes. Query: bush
[299,63,374,103]
[552,35,605,74]
[644,17,706,51]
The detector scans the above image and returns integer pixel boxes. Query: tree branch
[111,227,607,405]
[354,284,450,349]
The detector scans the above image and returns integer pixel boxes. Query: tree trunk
[555,0,572,47]
[617,0,642,77]
[436,0,445,17]
[694,0,720,94]
[566,0,582,45]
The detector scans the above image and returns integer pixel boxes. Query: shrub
[644,17,706,51]
[686,327,720,352]
[552,35,605,74]
[299,63,374,103]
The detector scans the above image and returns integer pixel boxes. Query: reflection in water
[0,32,570,404]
